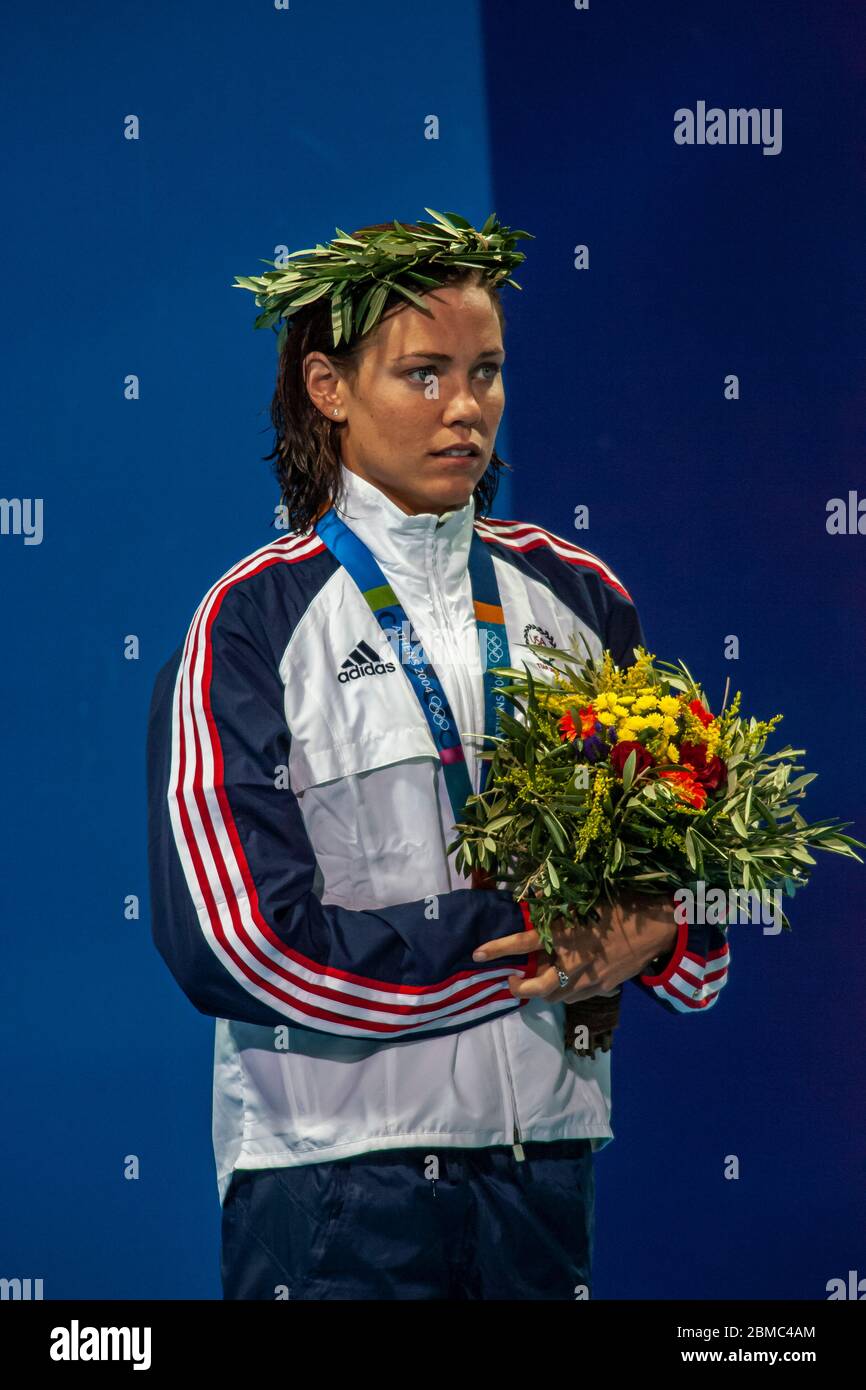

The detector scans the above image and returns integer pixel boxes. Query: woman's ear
[303,351,344,420]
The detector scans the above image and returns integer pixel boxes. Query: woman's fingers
[507,964,566,998]
[472,929,541,961]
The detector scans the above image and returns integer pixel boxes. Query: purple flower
[581,734,608,764]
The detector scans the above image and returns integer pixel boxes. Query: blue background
[1,0,863,1298]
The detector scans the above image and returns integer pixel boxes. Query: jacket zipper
[500,1019,526,1161]
[429,536,475,779]
[431,534,525,1164]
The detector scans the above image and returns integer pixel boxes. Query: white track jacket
[146,462,731,1205]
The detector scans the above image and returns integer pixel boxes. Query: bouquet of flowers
[450,638,864,1054]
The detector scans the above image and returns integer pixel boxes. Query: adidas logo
[338,637,396,683]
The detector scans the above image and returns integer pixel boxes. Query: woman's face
[307,281,506,516]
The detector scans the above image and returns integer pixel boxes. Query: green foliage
[448,643,865,952]
[234,209,534,350]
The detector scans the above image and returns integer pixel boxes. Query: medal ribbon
[315,506,512,827]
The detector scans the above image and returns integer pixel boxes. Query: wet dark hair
[262,223,512,535]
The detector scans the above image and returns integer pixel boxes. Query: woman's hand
[471,891,680,1003]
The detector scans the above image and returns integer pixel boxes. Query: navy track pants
[220,1138,595,1300]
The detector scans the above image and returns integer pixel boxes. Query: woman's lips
[429,450,482,467]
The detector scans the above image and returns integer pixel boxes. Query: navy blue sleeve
[146,581,535,1041]
[604,584,647,671]
[629,912,730,1015]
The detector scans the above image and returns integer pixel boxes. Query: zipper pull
[512,1128,525,1162]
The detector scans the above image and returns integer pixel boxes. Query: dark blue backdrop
[1,0,862,1299]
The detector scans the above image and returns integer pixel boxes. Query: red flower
[610,739,655,778]
[658,767,707,809]
[558,704,599,742]
[679,740,727,790]
[558,711,578,742]
[688,698,714,728]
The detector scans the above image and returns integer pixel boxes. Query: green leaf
[330,290,344,346]
[753,796,778,830]
[360,282,391,335]
[423,207,461,235]
[684,828,697,871]
[787,773,818,795]
[540,807,567,852]
[530,817,542,857]
[285,281,332,309]
[387,280,437,314]
[789,846,816,865]
[621,749,637,792]
[817,835,860,852]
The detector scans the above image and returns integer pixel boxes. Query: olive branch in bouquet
[448,635,864,954]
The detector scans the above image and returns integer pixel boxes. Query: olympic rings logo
[426,693,451,731]
[486,633,504,663]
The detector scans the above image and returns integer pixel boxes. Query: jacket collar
[333,461,476,591]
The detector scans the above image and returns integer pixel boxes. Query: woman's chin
[426,465,483,498]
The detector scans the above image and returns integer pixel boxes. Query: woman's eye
[407,363,501,383]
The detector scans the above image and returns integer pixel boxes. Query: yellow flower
[632,695,658,712]
[621,718,645,735]
[665,743,680,762]
[659,695,680,716]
